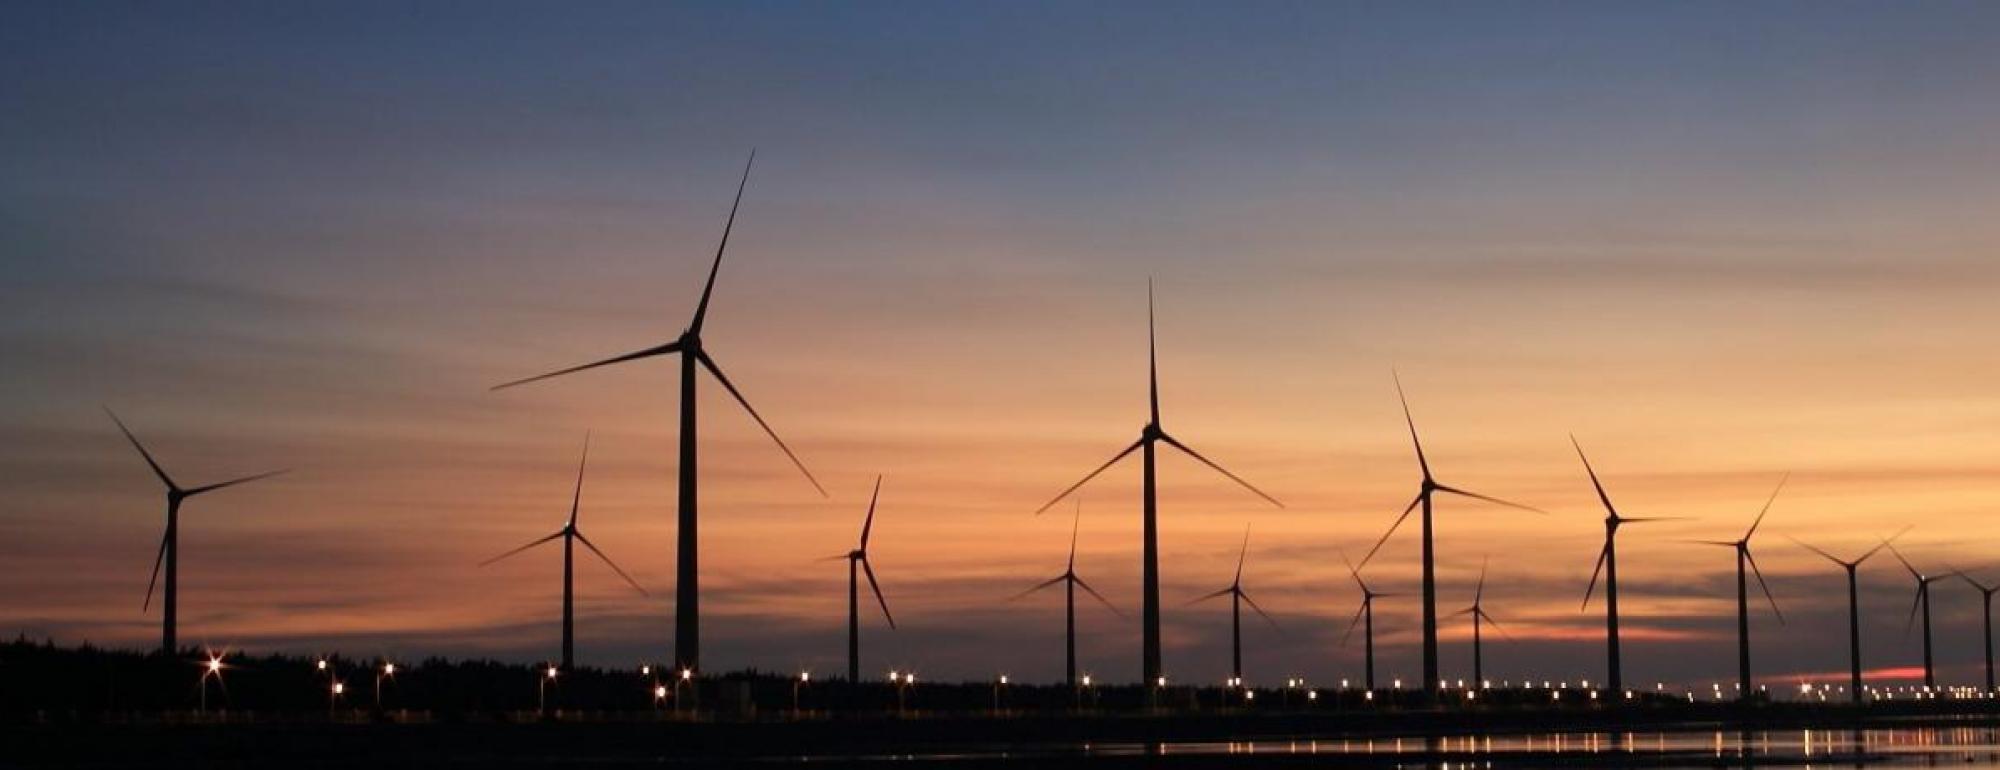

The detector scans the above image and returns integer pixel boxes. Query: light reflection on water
[1067,727,2000,765]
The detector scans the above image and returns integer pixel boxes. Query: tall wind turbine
[1790,529,1902,705]
[1339,549,1396,691]
[1686,476,1787,700]
[1360,377,1542,693]
[1574,437,1684,698]
[827,476,893,683]
[1886,542,1955,689]
[479,434,648,671]
[1452,556,1508,688]
[106,408,287,655]
[1961,572,1999,694]
[1189,525,1277,684]
[1013,502,1124,688]
[1033,282,1282,684]
[491,153,826,673]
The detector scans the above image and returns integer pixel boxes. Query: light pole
[794,671,810,715]
[375,662,396,712]
[992,675,1008,714]
[539,665,558,716]
[889,671,913,714]
[199,654,224,714]
[675,668,693,714]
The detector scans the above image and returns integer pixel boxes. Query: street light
[540,665,558,715]
[376,661,396,711]
[993,675,1007,714]
[794,671,810,714]
[199,654,225,714]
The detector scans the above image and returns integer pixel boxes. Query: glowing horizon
[6,2,2000,688]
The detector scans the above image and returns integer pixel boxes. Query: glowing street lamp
[375,661,396,710]
[794,671,811,714]
[539,664,559,715]
[199,654,225,713]
[992,674,1008,714]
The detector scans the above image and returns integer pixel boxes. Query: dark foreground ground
[13,706,2000,769]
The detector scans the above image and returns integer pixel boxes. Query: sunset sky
[6,1,2000,689]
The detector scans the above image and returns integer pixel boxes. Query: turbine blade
[567,431,591,528]
[1743,473,1789,540]
[1066,501,1081,571]
[491,341,684,391]
[1339,547,1369,592]
[815,553,851,562]
[1474,555,1489,604]
[1855,525,1914,565]
[861,557,894,629]
[1392,371,1430,480]
[1682,539,1740,547]
[1570,435,1617,517]
[1009,574,1068,601]
[1148,278,1159,426]
[1341,601,1367,647]
[1619,516,1692,523]
[689,151,755,335]
[1744,547,1784,624]
[1787,536,1845,567]
[479,531,564,566]
[859,475,882,549]
[1233,524,1251,584]
[1581,542,1610,610]
[104,408,176,490]
[1480,609,1517,642]
[1159,434,1283,508]
[1241,591,1280,630]
[696,350,827,497]
[1073,575,1126,618]
[1033,440,1142,515]
[1432,483,1545,514]
[142,528,168,611]
[574,531,648,596]
[1186,586,1234,605]
[183,468,289,497]
[1360,493,1425,567]
[1887,542,1922,580]
[1905,584,1923,636]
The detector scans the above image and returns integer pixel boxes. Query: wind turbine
[1339,549,1396,691]
[480,434,648,671]
[1360,376,1543,694]
[1033,282,1282,684]
[1452,556,1508,688]
[1886,542,1955,689]
[1574,436,1685,698]
[826,476,893,684]
[1189,525,1277,685]
[1789,528,1903,705]
[491,153,826,673]
[1961,572,1999,695]
[106,408,287,656]
[1012,502,1124,688]
[1685,475,1787,700]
